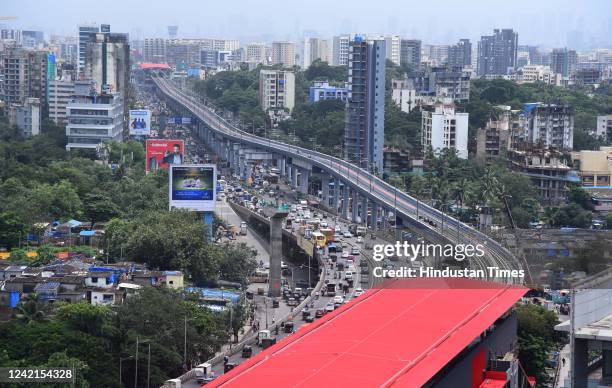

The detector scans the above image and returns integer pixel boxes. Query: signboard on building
[166,117,193,125]
[101,24,111,33]
[145,139,184,172]
[129,109,152,136]
[169,164,216,211]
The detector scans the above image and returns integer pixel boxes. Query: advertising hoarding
[129,109,152,136]
[169,165,216,212]
[145,139,184,172]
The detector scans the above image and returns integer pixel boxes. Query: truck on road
[240,222,248,236]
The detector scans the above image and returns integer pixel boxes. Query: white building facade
[422,105,469,159]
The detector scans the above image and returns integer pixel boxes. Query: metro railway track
[152,75,524,285]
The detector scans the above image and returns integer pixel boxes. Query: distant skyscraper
[385,36,401,65]
[144,38,166,63]
[85,32,130,96]
[477,29,518,76]
[550,48,577,77]
[303,38,329,68]
[448,39,472,68]
[1,47,48,108]
[78,24,100,73]
[167,25,178,39]
[344,36,385,174]
[271,41,296,67]
[246,43,267,64]
[332,35,350,66]
[400,39,421,68]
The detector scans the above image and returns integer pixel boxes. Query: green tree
[0,211,27,249]
[83,191,119,228]
[14,294,49,324]
[552,203,592,228]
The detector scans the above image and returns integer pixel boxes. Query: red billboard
[146,139,185,172]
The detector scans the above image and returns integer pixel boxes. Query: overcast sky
[4,0,611,48]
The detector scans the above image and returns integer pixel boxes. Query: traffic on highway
[153,75,525,284]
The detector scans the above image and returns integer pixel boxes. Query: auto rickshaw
[241,345,253,358]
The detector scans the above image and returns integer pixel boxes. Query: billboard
[129,109,152,136]
[169,165,216,211]
[145,139,185,172]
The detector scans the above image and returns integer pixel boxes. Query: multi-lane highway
[152,75,525,284]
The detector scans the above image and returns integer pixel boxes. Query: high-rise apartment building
[1,47,48,108]
[303,38,329,68]
[143,38,166,63]
[259,69,295,113]
[344,36,386,174]
[448,39,472,68]
[477,29,518,76]
[332,35,350,66]
[48,80,75,123]
[385,36,401,65]
[271,41,296,67]
[246,43,267,64]
[525,104,573,150]
[78,24,100,73]
[84,33,130,96]
[21,30,44,49]
[550,48,577,77]
[427,45,450,65]
[400,39,421,68]
[422,105,469,159]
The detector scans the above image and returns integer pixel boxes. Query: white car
[343,231,353,238]
[320,221,328,228]
[345,271,353,281]
[356,236,363,243]
[325,303,335,313]
[354,288,364,297]
[341,252,349,259]
[333,295,344,304]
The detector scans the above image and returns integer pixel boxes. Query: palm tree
[15,293,49,324]
[453,178,471,210]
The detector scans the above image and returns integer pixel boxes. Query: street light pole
[147,343,151,388]
[134,336,139,388]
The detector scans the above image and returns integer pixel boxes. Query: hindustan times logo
[372,242,486,262]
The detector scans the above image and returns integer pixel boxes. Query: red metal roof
[209,279,527,387]
[139,63,170,70]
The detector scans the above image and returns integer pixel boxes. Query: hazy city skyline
[4,0,612,49]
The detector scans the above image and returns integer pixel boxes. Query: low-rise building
[508,149,579,204]
[475,107,525,161]
[65,80,124,151]
[48,80,74,124]
[570,146,612,187]
[308,81,348,104]
[259,69,295,113]
[84,271,116,289]
[8,97,41,137]
[517,65,559,85]
[421,105,469,159]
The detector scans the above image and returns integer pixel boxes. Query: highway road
[152,75,525,284]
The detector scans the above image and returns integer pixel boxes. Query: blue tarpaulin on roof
[79,230,96,237]
[67,219,82,228]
